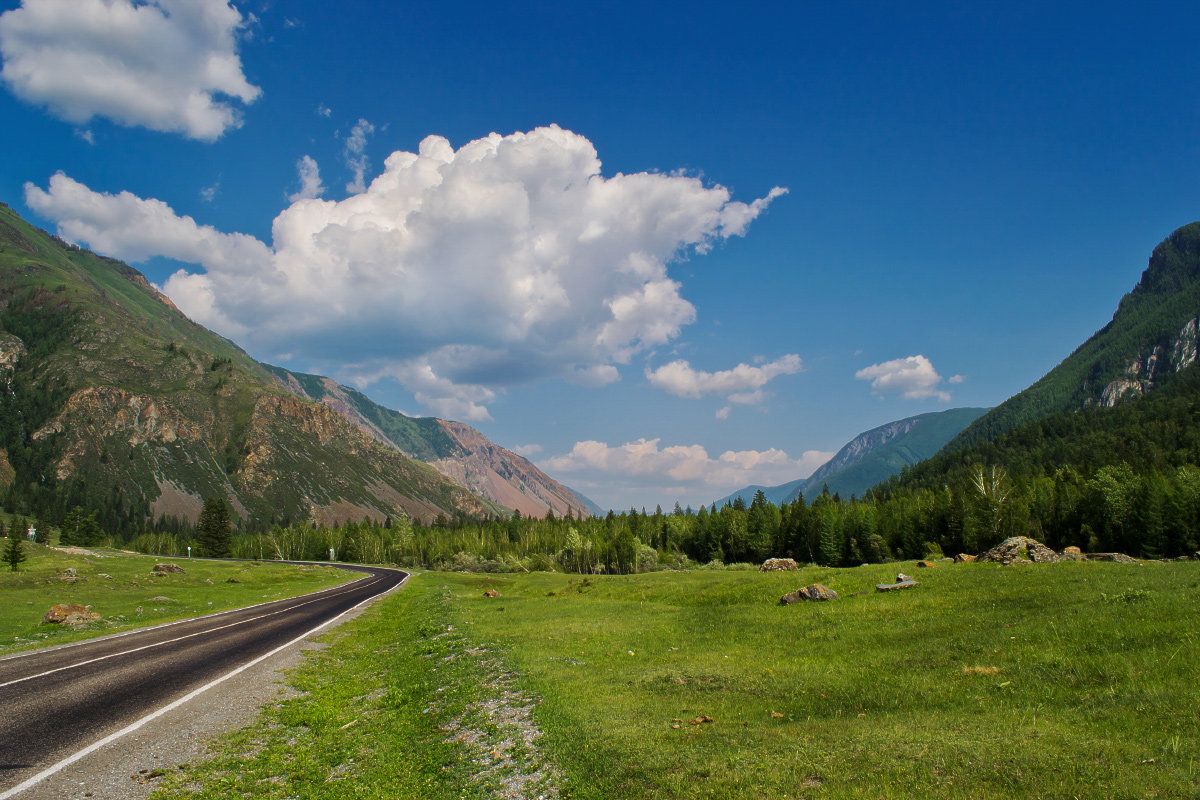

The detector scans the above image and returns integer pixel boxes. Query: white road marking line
[0,564,368,665]
[0,577,384,690]
[0,570,407,800]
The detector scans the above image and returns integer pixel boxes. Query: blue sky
[1,0,1198,511]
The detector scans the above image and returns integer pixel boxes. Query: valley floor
[150,561,1199,800]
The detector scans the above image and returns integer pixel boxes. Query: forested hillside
[949,221,1200,449]
[0,203,503,533]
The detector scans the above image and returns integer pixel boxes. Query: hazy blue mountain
[717,407,988,507]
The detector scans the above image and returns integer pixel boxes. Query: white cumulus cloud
[646,354,802,405]
[542,438,833,507]
[0,0,260,141]
[855,354,951,402]
[24,125,784,418]
[288,155,324,202]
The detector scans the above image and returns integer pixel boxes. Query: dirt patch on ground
[150,478,204,523]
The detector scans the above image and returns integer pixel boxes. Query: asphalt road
[0,562,407,797]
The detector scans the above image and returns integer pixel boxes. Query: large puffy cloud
[26,125,784,417]
[0,0,260,141]
[855,354,951,402]
[646,354,802,405]
[542,437,833,508]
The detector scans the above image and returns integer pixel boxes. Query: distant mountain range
[263,365,596,519]
[717,407,988,506]
[0,202,589,526]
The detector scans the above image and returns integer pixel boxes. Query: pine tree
[196,496,233,558]
[4,519,26,572]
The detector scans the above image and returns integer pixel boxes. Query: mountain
[0,202,505,527]
[891,221,1200,498]
[717,407,988,506]
[947,221,1200,452]
[263,365,595,519]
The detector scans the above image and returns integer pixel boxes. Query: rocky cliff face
[432,420,593,518]
[809,417,921,484]
[1098,316,1199,407]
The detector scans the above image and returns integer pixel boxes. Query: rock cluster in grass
[483,589,500,597]
[759,558,799,572]
[917,560,936,568]
[978,536,1061,565]
[152,563,186,575]
[954,553,977,562]
[42,603,100,626]
[779,584,838,604]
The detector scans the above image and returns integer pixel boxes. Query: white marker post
[26,527,35,541]
[330,547,335,562]
[187,546,191,558]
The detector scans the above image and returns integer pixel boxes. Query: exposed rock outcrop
[42,603,99,625]
[759,558,799,572]
[978,536,1061,565]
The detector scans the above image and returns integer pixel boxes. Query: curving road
[0,562,407,798]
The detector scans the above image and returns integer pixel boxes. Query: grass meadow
[0,543,351,654]
[152,559,1199,799]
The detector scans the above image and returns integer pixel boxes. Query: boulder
[759,558,800,572]
[895,573,913,583]
[1084,552,1137,564]
[152,563,185,575]
[42,603,100,626]
[483,589,500,598]
[779,584,838,604]
[953,553,977,563]
[876,580,918,592]
[916,560,936,568]
[978,536,1061,565]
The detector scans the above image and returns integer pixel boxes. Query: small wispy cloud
[343,118,375,193]
[288,155,324,202]
[199,180,220,203]
[855,354,951,402]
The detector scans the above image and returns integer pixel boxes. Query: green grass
[0,543,351,654]
[151,561,1200,799]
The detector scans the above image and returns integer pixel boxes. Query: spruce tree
[196,496,233,558]
[3,519,26,572]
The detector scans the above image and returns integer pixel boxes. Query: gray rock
[760,558,800,572]
[896,573,913,583]
[1084,552,1137,564]
[152,563,186,575]
[779,584,838,604]
[876,580,918,592]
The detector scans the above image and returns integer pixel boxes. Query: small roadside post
[187,545,192,558]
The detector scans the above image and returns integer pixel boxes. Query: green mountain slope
[0,202,502,528]
[948,222,1200,451]
[717,408,987,507]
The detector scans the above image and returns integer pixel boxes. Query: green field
[0,543,351,654]
[151,559,1200,799]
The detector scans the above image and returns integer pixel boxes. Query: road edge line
[0,569,409,800]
